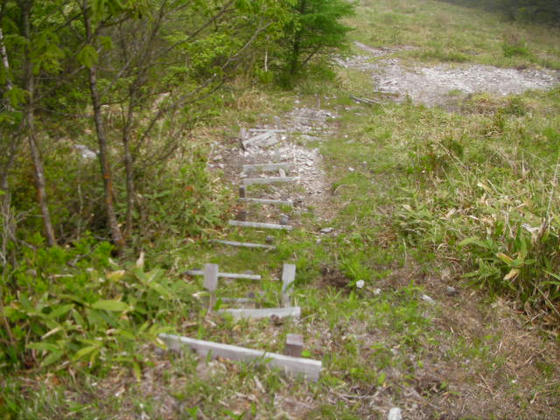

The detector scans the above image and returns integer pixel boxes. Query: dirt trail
[338,41,560,107]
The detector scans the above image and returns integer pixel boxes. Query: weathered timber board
[242,177,298,186]
[219,306,301,319]
[242,163,293,173]
[282,263,296,307]
[184,269,261,280]
[229,220,293,231]
[211,239,276,250]
[239,198,294,206]
[159,333,321,381]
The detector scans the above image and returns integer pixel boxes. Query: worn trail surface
[338,41,560,107]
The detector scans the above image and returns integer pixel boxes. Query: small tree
[282,0,354,76]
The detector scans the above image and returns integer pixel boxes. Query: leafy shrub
[0,236,198,373]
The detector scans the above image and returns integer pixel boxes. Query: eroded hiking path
[150,41,560,418]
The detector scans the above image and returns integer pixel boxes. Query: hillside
[2,0,560,418]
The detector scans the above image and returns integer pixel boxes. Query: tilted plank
[212,239,276,250]
[282,263,296,307]
[239,198,293,207]
[242,162,293,173]
[257,134,282,148]
[242,177,298,186]
[159,333,321,381]
[184,269,261,280]
[248,128,286,133]
[219,306,301,320]
[242,131,275,148]
[229,220,293,231]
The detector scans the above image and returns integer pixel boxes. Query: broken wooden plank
[229,220,293,231]
[242,162,293,173]
[350,94,380,106]
[218,306,301,320]
[211,239,276,250]
[239,197,293,207]
[184,269,261,280]
[282,263,296,307]
[248,128,286,133]
[256,134,282,148]
[242,131,275,149]
[284,334,303,357]
[242,176,298,186]
[159,333,322,381]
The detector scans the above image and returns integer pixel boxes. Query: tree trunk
[122,99,135,234]
[22,0,56,246]
[83,2,124,251]
[289,0,306,75]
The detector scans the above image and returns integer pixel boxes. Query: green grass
[348,0,560,69]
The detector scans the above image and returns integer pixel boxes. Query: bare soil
[338,41,560,108]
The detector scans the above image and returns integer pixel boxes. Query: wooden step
[242,176,298,186]
[159,333,321,381]
[229,220,293,230]
[184,269,261,280]
[211,239,276,250]
[238,197,293,206]
[219,306,301,320]
[242,162,293,173]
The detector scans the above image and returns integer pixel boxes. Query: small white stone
[373,288,381,295]
[348,167,355,172]
[356,280,365,289]
[388,407,402,420]
[421,294,435,304]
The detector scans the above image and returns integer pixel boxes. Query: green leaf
[27,342,59,352]
[74,344,100,360]
[42,350,64,367]
[458,237,490,249]
[77,44,99,68]
[91,299,131,312]
[47,304,74,319]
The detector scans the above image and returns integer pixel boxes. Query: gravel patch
[340,41,560,107]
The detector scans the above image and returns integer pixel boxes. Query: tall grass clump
[392,92,560,323]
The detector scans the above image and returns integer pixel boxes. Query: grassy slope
[3,0,560,418]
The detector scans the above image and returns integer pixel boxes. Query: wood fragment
[282,263,296,307]
[203,264,218,292]
[238,198,293,206]
[242,162,293,173]
[350,95,380,106]
[242,177,298,186]
[184,269,261,280]
[159,333,321,381]
[211,239,276,250]
[219,306,301,319]
[242,131,275,148]
[248,128,286,133]
[203,263,218,311]
[284,334,303,357]
[229,220,293,231]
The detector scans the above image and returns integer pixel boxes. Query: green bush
[0,236,198,373]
